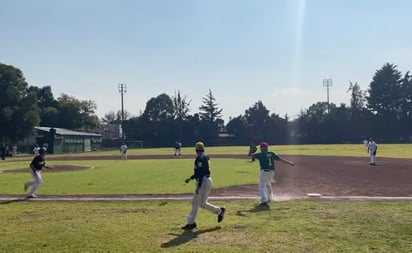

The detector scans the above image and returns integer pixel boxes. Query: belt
[262,169,273,172]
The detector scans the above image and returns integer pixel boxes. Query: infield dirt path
[1,154,411,202]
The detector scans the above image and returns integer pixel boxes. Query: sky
[1,0,412,122]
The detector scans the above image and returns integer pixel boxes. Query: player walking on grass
[253,142,294,205]
[181,141,226,230]
[24,148,51,198]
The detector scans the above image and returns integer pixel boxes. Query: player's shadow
[0,197,29,205]
[235,203,270,216]
[249,203,270,212]
[161,226,221,248]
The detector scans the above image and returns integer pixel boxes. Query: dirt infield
[1,154,412,201]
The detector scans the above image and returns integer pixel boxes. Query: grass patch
[0,200,411,253]
[0,159,259,195]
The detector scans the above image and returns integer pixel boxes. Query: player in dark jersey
[24,148,51,198]
[181,142,226,230]
[253,142,294,205]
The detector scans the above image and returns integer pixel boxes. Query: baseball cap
[195,142,205,151]
[39,148,47,154]
[260,142,269,149]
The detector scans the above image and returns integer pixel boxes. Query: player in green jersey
[253,142,294,205]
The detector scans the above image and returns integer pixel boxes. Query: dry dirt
[2,154,411,200]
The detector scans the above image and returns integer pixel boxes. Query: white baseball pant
[259,170,275,203]
[25,170,43,196]
[187,176,220,224]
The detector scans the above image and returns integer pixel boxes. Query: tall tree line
[2,62,412,147]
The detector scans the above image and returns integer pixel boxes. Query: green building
[35,127,102,153]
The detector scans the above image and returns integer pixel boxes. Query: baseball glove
[252,146,257,153]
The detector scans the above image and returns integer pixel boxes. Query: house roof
[35,127,102,137]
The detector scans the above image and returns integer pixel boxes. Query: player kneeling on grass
[24,148,52,198]
[181,141,226,230]
[253,142,294,205]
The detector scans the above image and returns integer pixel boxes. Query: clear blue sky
[1,0,411,122]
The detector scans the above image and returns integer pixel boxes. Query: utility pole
[323,78,332,113]
[118,83,127,141]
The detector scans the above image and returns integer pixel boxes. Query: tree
[28,85,57,109]
[28,85,58,127]
[296,102,332,143]
[347,81,365,111]
[172,90,191,141]
[137,94,175,146]
[102,110,131,124]
[172,90,191,121]
[398,71,412,139]
[198,89,223,143]
[226,116,248,144]
[54,94,99,130]
[0,63,40,143]
[367,63,403,115]
[143,93,174,122]
[345,81,370,141]
[199,89,223,123]
[367,63,404,141]
[244,101,270,142]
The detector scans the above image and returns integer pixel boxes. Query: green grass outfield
[9,143,412,159]
[0,159,258,194]
[1,144,411,252]
[1,201,411,253]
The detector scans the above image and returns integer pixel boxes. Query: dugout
[35,127,102,153]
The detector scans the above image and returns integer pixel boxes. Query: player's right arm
[278,155,294,166]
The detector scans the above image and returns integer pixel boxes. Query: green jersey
[253,151,280,171]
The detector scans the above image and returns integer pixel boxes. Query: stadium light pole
[118,83,127,141]
[323,78,332,113]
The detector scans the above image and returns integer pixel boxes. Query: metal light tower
[323,78,332,113]
[118,83,127,141]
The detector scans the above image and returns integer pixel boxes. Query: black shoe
[218,207,226,223]
[181,223,197,230]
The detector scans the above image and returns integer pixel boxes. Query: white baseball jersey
[367,141,377,153]
[120,145,128,153]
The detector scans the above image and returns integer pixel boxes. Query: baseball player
[24,148,51,198]
[248,142,257,161]
[33,144,40,156]
[363,139,368,151]
[253,142,294,205]
[181,141,226,230]
[367,138,378,165]
[120,143,128,160]
[174,141,182,157]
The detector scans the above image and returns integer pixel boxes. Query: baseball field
[1,144,411,252]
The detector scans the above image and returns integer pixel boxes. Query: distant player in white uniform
[174,141,182,157]
[120,143,128,160]
[363,139,368,151]
[367,138,378,165]
[33,144,40,156]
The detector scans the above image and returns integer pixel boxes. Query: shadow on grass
[0,197,29,205]
[235,203,270,216]
[161,226,221,248]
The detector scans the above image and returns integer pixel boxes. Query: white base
[307,193,322,197]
